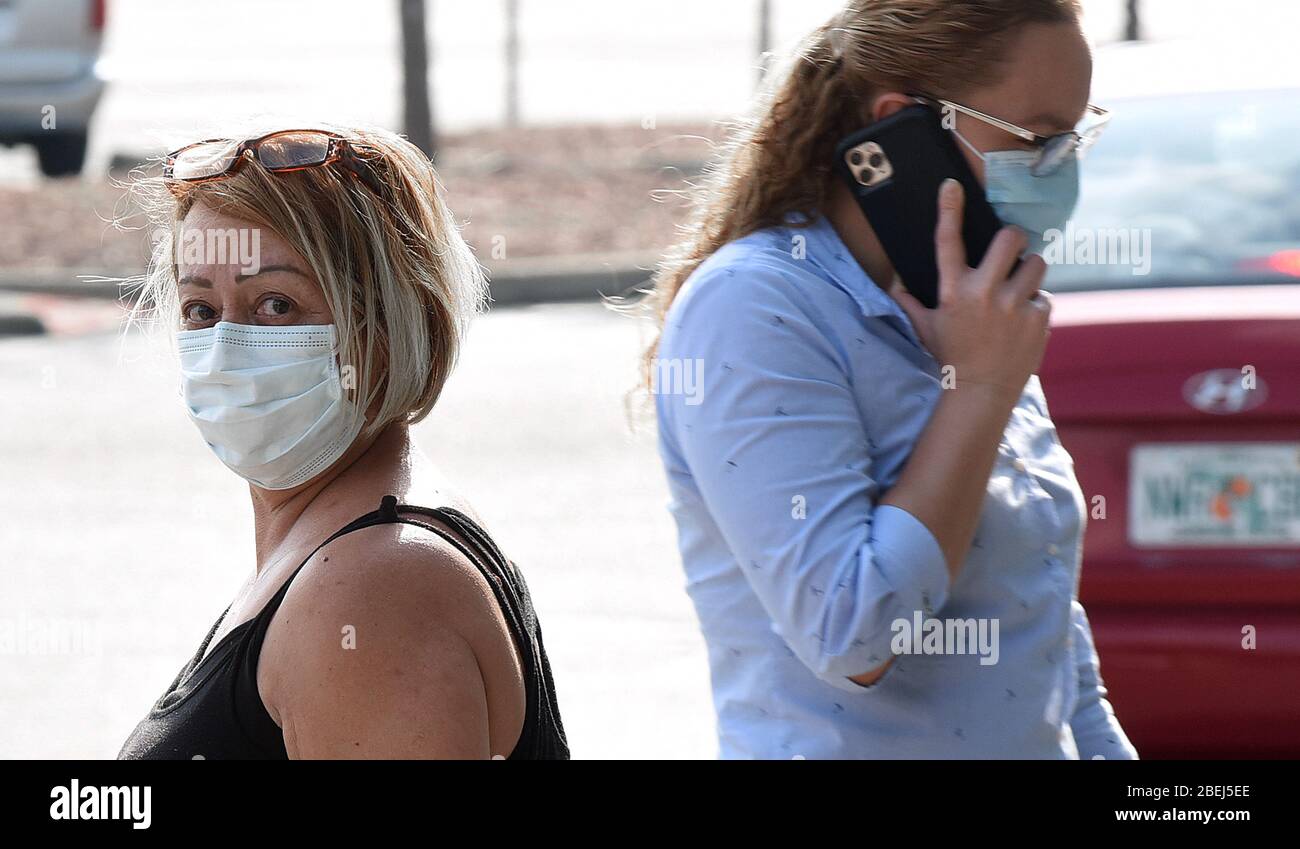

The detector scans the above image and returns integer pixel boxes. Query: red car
[1040,44,1300,758]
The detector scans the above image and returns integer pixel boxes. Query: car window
[1046,89,1300,291]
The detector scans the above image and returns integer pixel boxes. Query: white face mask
[176,322,364,490]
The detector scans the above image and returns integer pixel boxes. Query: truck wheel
[35,130,89,177]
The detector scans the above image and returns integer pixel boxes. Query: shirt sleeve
[659,262,951,693]
[1068,600,1139,759]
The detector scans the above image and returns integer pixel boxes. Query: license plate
[1129,442,1300,547]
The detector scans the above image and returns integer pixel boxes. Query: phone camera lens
[868,153,883,168]
[849,151,863,166]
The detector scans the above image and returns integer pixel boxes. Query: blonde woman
[117,125,567,759]
[649,1,1136,759]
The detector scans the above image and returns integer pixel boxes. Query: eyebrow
[1025,109,1086,134]
[177,264,312,288]
[235,264,312,284]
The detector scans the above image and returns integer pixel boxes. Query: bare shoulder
[258,518,526,759]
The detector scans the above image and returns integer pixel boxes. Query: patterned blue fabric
[655,214,1137,760]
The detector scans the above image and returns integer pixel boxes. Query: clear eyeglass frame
[916,95,1112,176]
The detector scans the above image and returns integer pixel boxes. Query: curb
[486,251,658,305]
[0,251,661,307]
[0,270,124,301]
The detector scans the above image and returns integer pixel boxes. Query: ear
[869,91,917,123]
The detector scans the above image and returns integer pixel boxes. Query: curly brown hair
[639,0,1081,387]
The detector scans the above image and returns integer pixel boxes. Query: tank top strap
[237,494,563,755]
[364,498,568,759]
[122,495,568,759]
[369,500,543,692]
[249,494,409,621]
[382,502,537,632]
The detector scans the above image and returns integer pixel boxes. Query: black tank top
[118,495,569,760]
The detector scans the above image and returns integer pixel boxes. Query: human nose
[209,285,252,326]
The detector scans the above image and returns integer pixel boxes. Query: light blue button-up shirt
[655,213,1138,760]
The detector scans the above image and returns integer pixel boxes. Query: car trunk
[1043,283,1300,604]
[1041,282,1300,756]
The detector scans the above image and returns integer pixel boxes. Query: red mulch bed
[0,122,729,274]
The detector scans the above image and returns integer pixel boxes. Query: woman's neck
[248,421,413,573]
[822,180,897,293]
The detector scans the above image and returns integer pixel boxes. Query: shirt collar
[793,212,929,352]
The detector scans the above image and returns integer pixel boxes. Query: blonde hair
[640,0,1081,385]
[126,121,486,439]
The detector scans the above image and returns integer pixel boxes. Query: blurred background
[2,0,1298,759]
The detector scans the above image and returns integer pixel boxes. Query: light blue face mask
[953,128,1080,255]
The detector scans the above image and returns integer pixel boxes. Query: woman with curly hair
[647,1,1135,759]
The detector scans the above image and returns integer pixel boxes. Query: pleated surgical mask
[953,127,1081,255]
[176,322,364,490]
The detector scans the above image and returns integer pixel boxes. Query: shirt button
[1012,458,1027,473]
[1047,543,1060,556]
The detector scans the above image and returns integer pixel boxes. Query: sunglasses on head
[163,129,385,196]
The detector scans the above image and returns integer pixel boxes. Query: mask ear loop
[916,96,988,162]
[949,122,988,162]
[328,324,370,444]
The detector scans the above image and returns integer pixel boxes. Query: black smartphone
[833,104,1007,308]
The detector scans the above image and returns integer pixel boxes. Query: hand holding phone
[834,104,1008,308]
[891,177,1052,402]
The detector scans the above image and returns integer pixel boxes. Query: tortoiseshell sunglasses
[163,129,384,196]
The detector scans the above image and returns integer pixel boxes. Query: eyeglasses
[916,95,1111,176]
[163,129,384,196]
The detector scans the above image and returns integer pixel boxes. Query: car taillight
[91,0,106,32]
[1238,250,1300,277]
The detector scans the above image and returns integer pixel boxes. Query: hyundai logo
[1183,369,1268,414]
